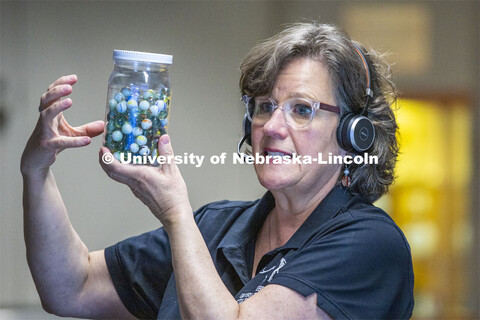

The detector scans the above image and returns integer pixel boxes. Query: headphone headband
[335,41,375,153]
[351,42,373,99]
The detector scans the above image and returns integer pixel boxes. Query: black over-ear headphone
[336,42,375,153]
[237,42,375,155]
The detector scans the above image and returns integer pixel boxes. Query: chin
[258,179,290,192]
[255,166,295,191]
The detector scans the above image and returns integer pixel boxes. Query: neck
[268,167,341,247]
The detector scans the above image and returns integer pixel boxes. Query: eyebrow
[264,91,317,101]
[267,91,321,102]
[287,92,316,100]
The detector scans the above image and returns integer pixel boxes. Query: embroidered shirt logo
[266,258,286,283]
[236,258,287,304]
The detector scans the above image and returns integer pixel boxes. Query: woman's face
[251,57,343,195]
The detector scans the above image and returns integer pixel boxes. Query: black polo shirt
[105,185,414,319]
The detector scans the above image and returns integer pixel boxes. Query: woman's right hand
[21,74,105,174]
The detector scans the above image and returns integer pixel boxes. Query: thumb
[158,134,175,173]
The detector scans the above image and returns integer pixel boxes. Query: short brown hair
[239,22,398,202]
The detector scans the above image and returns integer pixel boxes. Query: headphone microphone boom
[237,113,251,155]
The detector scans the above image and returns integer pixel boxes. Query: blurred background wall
[1,1,478,319]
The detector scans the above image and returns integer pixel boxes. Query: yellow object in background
[376,98,474,319]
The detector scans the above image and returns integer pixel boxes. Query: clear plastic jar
[103,50,172,162]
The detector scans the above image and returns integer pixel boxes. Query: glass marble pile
[104,86,171,160]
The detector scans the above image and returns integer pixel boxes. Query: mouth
[264,148,293,159]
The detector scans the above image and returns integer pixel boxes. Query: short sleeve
[268,215,414,319]
[104,228,173,319]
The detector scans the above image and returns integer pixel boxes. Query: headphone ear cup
[337,113,355,152]
[242,113,252,146]
[337,113,375,153]
[350,115,375,152]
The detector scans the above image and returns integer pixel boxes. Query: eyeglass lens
[249,98,314,128]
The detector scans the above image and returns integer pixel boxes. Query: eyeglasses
[242,95,340,129]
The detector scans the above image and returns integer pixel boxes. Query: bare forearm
[23,168,89,312]
[100,133,240,318]
[165,214,239,320]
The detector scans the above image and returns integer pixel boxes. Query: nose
[262,108,288,139]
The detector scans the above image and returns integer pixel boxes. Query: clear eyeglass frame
[242,95,340,129]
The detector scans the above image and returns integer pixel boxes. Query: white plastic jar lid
[113,50,173,64]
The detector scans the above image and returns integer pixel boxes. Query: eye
[256,100,275,114]
[291,103,313,118]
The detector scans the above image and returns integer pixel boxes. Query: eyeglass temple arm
[319,102,340,114]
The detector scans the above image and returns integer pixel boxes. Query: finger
[51,135,92,150]
[39,84,73,111]
[72,120,105,138]
[41,97,73,121]
[39,75,77,112]
[47,74,78,91]
[157,135,176,174]
[98,147,141,185]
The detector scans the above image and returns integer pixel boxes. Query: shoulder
[323,198,414,307]
[299,198,412,270]
[271,197,414,318]
[345,199,411,256]
[323,197,412,266]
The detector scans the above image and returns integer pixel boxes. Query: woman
[22,22,413,319]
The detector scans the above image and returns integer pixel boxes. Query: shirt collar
[217,192,274,284]
[218,191,275,250]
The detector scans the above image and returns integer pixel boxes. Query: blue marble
[121,87,132,97]
[132,127,143,137]
[114,92,125,102]
[143,91,154,100]
[112,130,123,142]
[127,93,140,102]
[109,99,117,110]
[121,123,133,135]
[127,100,138,110]
[139,146,150,156]
[155,100,166,112]
[139,100,150,111]
[149,104,160,117]
[116,101,127,113]
[136,135,147,146]
[141,119,153,130]
[130,142,140,153]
